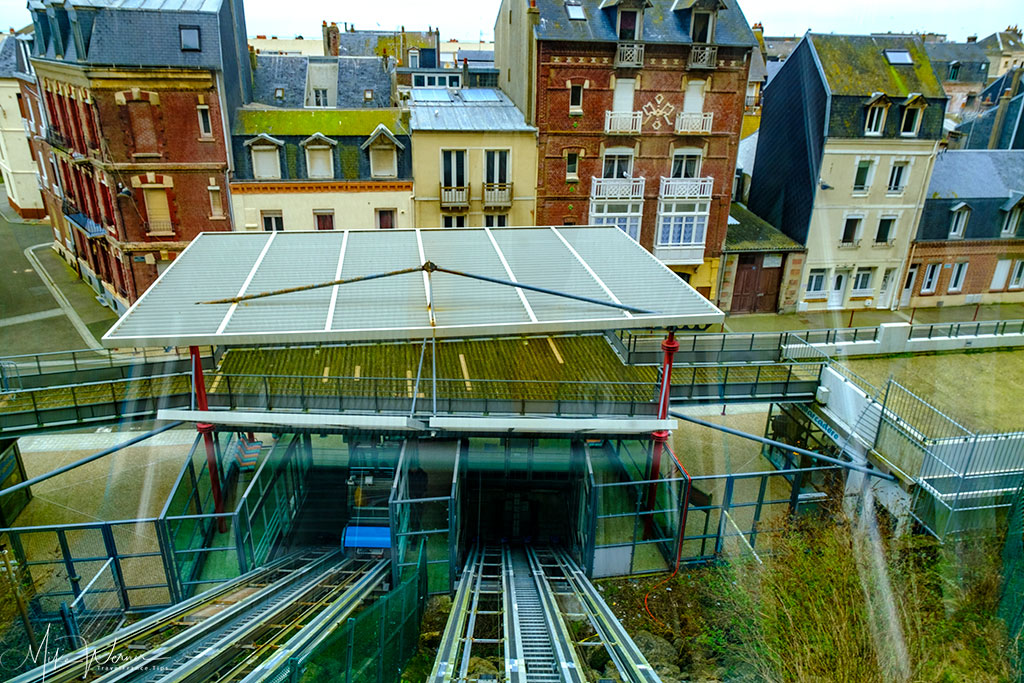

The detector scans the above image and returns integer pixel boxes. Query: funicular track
[13,548,388,683]
[431,545,659,683]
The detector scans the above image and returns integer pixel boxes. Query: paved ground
[724,302,1024,333]
[0,209,117,356]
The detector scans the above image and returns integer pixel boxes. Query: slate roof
[923,40,988,67]
[725,203,803,252]
[807,34,944,98]
[978,30,1024,54]
[533,0,757,48]
[28,0,220,9]
[926,150,1024,199]
[456,49,495,67]
[763,35,799,61]
[251,55,393,109]
[0,36,17,79]
[408,88,534,132]
[748,44,766,82]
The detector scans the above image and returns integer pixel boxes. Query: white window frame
[305,145,334,179]
[865,104,887,135]
[485,214,508,227]
[949,206,969,239]
[312,88,329,107]
[376,208,397,229]
[852,267,874,295]
[1012,261,1024,290]
[806,268,827,294]
[261,210,284,232]
[853,158,874,193]
[251,145,281,180]
[208,185,223,217]
[617,8,640,41]
[602,148,634,179]
[313,210,335,231]
[900,105,923,137]
[569,83,584,113]
[370,144,398,179]
[589,200,643,241]
[992,259,1012,290]
[948,261,968,293]
[656,200,709,247]
[442,214,466,228]
[921,263,940,294]
[671,148,702,179]
[690,10,715,43]
[875,215,897,244]
[566,152,579,181]
[408,48,420,69]
[196,105,213,138]
[1002,206,1023,237]
[840,215,863,245]
[887,161,909,195]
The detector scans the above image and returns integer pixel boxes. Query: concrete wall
[786,321,1024,359]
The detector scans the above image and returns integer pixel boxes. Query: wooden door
[756,264,782,313]
[730,254,760,313]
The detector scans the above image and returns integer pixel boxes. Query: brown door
[730,254,760,313]
[756,264,782,313]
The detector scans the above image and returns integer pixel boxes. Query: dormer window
[408,49,420,68]
[179,26,200,52]
[1002,204,1023,237]
[948,61,960,81]
[949,203,970,239]
[618,9,639,41]
[301,133,337,179]
[865,104,886,135]
[361,124,405,179]
[691,11,715,43]
[900,97,925,137]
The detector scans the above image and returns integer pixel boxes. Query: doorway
[828,270,849,309]
[730,253,783,314]
[900,265,918,308]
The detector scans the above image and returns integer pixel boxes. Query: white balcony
[604,110,643,135]
[483,182,513,208]
[674,111,714,134]
[615,42,645,68]
[440,184,470,209]
[591,176,646,200]
[659,176,714,199]
[688,44,718,69]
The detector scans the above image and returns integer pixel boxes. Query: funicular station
[1,226,1021,683]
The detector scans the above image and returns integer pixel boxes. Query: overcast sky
[1,0,1019,43]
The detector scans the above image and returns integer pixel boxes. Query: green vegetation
[601,514,1017,682]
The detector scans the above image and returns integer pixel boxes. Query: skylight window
[884,49,913,65]
[565,0,586,20]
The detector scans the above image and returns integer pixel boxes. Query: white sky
[0,0,1019,44]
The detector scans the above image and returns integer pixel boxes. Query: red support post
[191,346,226,532]
[645,330,678,538]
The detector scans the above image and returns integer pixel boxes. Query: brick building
[903,150,1024,308]
[24,0,250,313]
[494,0,757,297]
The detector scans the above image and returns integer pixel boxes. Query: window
[370,146,397,178]
[314,211,334,230]
[312,88,328,107]
[565,0,585,20]
[921,263,940,294]
[884,49,912,65]
[948,262,968,293]
[602,152,632,179]
[208,187,223,217]
[1003,206,1023,237]
[128,101,157,154]
[691,11,714,43]
[612,78,635,113]
[442,150,466,187]
[991,259,1012,290]
[179,26,200,51]
[143,188,172,234]
[657,200,709,246]
[949,206,969,238]
[274,87,285,99]
[853,160,873,192]
[887,162,908,194]
[442,214,466,228]
[569,84,583,111]
[485,150,509,185]
[1012,261,1024,289]
[364,89,374,101]
[900,106,922,136]
[408,49,420,69]
[618,9,638,41]
[413,75,426,88]
[262,211,284,231]
[875,216,896,244]
[306,146,333,179]
[865,104,886,135]
[376,209,396,229]
[948,62,960,81]
[671,150,702,179]
[852,268,873,294]
[841,216,861,245]
[196,105,212,138]
[590,201,643,241]
[251,146,281,179]
[566,152,579,181]
[683,79,706,114]
[485,214,508,227]
[806,269,826,294]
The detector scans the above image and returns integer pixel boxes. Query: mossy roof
[808,34,944,98]
[725,203,804,253]
[234,108,407,137]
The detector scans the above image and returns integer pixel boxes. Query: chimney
[967,35,977,43]
[462,57,469,85]
[989,69,1023,148]
[323,22,341,56]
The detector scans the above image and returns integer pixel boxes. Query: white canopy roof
[102,226,723,348]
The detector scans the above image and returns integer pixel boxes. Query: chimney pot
[967,35,977,43]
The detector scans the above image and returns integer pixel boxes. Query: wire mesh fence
[999,485,1024,676]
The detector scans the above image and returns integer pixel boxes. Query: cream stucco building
[0,35,45,219]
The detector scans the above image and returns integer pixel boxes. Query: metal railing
[688,44,717,68]
[604,110,643,134]
[439,184,470,209]
[45,129,72,151]
[146,219,175,235]
[745,94,760,108]
[615,42,644,67]
[482,182,513,208]
[674,111,714,134]
[62,199,106,238]
[591,176,645,200]
[838,238,861,248]
[0,346,213,379]
[909,319,1024,340]
[659,175,714,199]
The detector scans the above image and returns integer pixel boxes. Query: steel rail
[523,546,587,683]
[428,545,482,683]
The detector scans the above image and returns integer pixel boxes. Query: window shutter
[991,260,1011,290]
[252,147,279,179]
[371,147,396,177]
[683,80,705,114]
[308,147,332,178]
[128,101,157,153]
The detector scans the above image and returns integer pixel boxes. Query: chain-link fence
[1000,485,1024,677]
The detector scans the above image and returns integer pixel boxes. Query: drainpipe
[644,329,678,538]
[191,345,226,532]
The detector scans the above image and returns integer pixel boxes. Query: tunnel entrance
[463,473,575,545]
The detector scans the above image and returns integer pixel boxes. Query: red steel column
[191,345,226,531]
[645,330,678,537]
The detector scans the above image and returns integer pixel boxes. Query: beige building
[978,28,1024,80]
[408,88,536,228]
[0,35,45,219]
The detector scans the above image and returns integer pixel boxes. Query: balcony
[483,182,513,209]
[62,200,105,239]
[674,112,714,134]
[46,130,72,152]
[838,239,861,249]
[604,111,643,135]
[615,42,645,68]
[591,177,645,200]
[146,219,175,236]
[440,184,470,210]
[688,44,718,69]
[659,176,714,199]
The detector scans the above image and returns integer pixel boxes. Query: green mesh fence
[299,543,427,683]
[1000,486,1024,677]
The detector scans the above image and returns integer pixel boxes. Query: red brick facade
[907,240,1024,305]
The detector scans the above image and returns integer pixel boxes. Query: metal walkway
[431,545,658,683]
[12,549,389,683]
